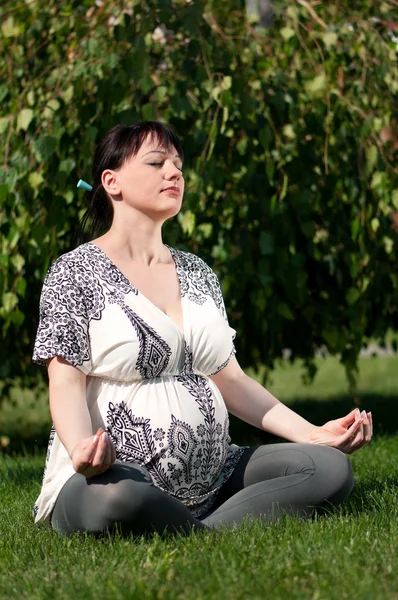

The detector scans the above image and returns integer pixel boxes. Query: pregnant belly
[105,374,231,503]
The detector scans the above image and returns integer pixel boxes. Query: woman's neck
[94,212,169,267]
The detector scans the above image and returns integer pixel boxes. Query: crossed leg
[51,444,354,536]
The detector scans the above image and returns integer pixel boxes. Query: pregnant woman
[32,121,372,535]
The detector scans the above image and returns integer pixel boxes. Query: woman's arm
[48,357,93,452]
[211,357,316,442]
[211,357,371,453]
[48,356,115,475]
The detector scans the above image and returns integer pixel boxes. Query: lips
[162,186,180,194]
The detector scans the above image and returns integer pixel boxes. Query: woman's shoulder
[44,243,96,280]
[52,242,94,262]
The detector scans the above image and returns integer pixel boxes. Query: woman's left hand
[305,408,373,454]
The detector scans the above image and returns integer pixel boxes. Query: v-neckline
[87,242,185,336]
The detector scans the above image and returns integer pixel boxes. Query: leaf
[322,32,338,49]
[47,99,60,112]
[178,210,195,236]
[280,174,288,201]
[1,292,18,315]
[351,218,360,240]
[366,145,378,174]
[259,273,273,287]
[391,189,398,210]
[10,309,25,327]
[139,75,154,94]
[0,117,9,134]
[220,106,229,134]
[59,158,76,173]
[211,86,221,101]
[197,223,213,238]
[277,303,295,321]
[15,277,27,297]
[0,184,8,205]
[141,103,157,120]
[305,73,326,94]
[63,190,74,205]
[282,124,295,139]
[383,236,394,254]
[346,288,360,305]
[28,172,44,191]
[154,86,168,103]
[222,76,232,90]
[259,232,274,255]
[322,328,341,352]
[2,17,19,37]
[371,171,384,188]
[33,136,57,162]
[8,224,20,248]
[61,85,74,103]
[280,27,295,41]
[0,253,9,268]
[10,254,25,272]
[17,108,34,132]
[370,218,380,232]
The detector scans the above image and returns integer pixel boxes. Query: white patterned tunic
[32,243,244,524]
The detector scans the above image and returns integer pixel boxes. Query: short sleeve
[32,256,92,374]
[203,262,237,374]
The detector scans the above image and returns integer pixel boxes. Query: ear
[101,169,121,196]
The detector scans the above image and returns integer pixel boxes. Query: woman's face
[103,135,184,221]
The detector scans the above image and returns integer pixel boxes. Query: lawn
[1,355,398,599]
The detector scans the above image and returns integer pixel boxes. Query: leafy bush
[0,0,397,391]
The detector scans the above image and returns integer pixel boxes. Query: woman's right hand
[70,428,116,478]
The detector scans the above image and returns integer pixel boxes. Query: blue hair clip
[77,179,93,192]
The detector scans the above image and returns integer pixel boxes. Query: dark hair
[78,121,184,242]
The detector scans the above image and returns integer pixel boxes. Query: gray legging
[51,443,354,536]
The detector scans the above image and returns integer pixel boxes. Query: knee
[313,445,354,504]
[88,479,155,533]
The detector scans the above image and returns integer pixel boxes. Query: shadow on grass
[229,392,398,446]
[0,426,50,457]
[1,392,398,457]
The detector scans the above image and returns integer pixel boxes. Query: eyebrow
[143,150,181,159]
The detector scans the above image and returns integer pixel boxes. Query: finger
[73,433,101,471]
[349,413,368,451]
[109,435,117,464]
[353,411,371,449]
[348,421,364,451]
[361,411,372,444]
[101,432,114,471]
[92,434,115,476]
[368,412,373,438]
[91,432,109,469]
[336,417,364,452]
[337,408,359,429]
[340,416,363,444]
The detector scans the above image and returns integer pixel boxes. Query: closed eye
[148,162,183,172]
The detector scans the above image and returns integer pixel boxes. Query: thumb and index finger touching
[337,408,362,429]
[78,427,108,463]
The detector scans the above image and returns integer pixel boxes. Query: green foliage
[0,0,397,388]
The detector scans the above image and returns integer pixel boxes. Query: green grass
[1,355,398,599]
[1,441,398,600]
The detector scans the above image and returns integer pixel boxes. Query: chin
[160,198,183,218]
[147,201,182,221]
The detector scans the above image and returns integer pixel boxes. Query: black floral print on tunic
[32,242,243,523]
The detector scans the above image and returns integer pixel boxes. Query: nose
[165,160,182,181]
